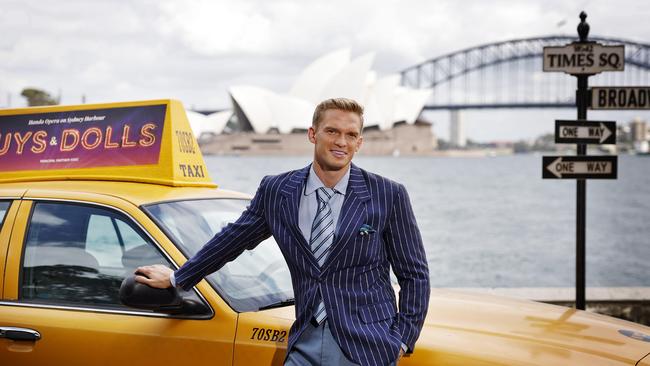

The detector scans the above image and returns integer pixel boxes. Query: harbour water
[204,154,650,288]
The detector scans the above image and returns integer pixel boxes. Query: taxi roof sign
[0,99,216,188]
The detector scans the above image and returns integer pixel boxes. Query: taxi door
[0,195,237,366]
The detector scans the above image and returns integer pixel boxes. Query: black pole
[574,11,590,311]
[576,75,588,311]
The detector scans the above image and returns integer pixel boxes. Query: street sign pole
[573,10,595,311]
[543,11,623,311]
[576,72,588,310]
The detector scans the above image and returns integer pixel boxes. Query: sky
[1,0,649,141]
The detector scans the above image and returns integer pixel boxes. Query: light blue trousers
[284,321,398,366]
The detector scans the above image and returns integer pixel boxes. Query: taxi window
[144,199,294,312]
[20,201,170,308]
[0,201,10,224]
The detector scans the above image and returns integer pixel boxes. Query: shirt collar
[304,164,350,197]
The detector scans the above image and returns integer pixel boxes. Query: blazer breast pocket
[353,230,384,262]
[358,301,397,324]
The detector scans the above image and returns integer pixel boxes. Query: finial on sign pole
[577,11,590,42]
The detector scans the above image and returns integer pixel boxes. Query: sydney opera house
[190,49,437,155]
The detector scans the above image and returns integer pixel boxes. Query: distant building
[630,117,648,142]
[630,117,649,153]
[449,110,466,148]
[199,119,437,156]
[187,49,433,139]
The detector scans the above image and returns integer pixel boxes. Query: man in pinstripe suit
[136,98,430,365]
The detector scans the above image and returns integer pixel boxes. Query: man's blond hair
[312,98,364,130]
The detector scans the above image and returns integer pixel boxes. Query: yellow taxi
[1,100,649,365]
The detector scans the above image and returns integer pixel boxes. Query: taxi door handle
[0,327,41,341]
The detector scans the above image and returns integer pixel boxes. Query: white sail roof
[186,110,233,137]
[229,49,432,134]
[230,86,275,133]
[206,110,233,134]
[289,48,351,104]
[319,53,375,103]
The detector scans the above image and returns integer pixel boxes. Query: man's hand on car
[134,264,173,288]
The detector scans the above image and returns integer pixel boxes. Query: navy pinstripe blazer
[175,164,430,366]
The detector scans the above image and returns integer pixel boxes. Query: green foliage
[20,88,59,106]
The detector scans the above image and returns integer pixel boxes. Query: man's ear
[355,136,363,152]
[308,127,316,144]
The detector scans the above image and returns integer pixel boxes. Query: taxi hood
[412,289,650,365]
[256,289,650,364]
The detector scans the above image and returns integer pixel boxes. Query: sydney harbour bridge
[399,35,650,145]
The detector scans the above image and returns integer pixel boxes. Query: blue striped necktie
[311,187,336,324]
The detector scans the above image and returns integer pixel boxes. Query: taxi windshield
[143,199,293,312]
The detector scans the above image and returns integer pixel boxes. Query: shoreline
[201,147,516,158]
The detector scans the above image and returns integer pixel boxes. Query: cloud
[0,0,648,141]
[158,0,274,55]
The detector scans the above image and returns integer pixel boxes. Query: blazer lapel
[279,165,320,270]
[321,164,371,273]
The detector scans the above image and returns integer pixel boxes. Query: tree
[20,88,59,106]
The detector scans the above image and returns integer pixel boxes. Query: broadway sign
[590,87,650,109]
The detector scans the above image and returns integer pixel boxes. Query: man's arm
[136,176,272,290]
[384,183,430,353]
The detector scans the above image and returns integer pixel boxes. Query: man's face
[308,109,363,172]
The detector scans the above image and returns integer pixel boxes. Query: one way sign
[555,120,616,144]
[542,156,617,179]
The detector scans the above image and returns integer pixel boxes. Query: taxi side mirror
[119,275,208,316]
